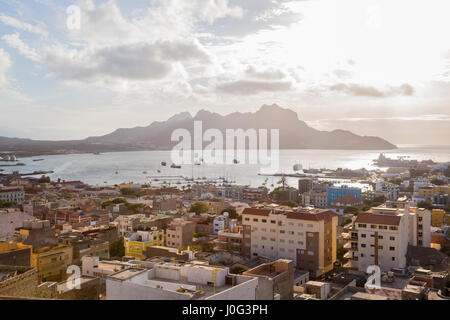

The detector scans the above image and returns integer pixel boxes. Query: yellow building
[124,229,164,259]
[431,209,445,227]
[30,244,73,283]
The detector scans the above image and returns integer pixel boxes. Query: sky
[0,0,449,145]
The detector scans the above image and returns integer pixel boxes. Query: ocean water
[2,145,449,189]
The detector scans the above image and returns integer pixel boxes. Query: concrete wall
[206,277,259,300]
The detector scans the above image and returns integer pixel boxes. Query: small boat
[161,162,167,166]
[115,171,119,174]
[143,171,147,174]
[33,159,45,162]
[93,152,101,155]
[194,162,201,166]
[233,159,239,164]
[171,163,181,169]
[157,170,161,173]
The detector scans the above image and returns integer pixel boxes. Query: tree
[280,200,298,208]
[109,237,125,258]
[38,176,51,183]
[190,202,208,215]
[344,206,360,215]
[0,201,17,208]
[221,208,238,219]
[417,200,433,210]
[340,217,353,227]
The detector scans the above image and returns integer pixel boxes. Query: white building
[0,187,25,203]
[375,181,399,201]
[105,260,262,300]
[0,210,35,240]
[213,212,229,235]
[343,199,431,273]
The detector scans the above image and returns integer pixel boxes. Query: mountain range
[0,104,396,156]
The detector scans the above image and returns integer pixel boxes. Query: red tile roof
[331,195,362,205]
[242,208,272,216]
[355,212,401,226]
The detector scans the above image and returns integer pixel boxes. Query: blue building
[326,185,362,206]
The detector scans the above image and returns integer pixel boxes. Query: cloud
[245,66,287,80]
[2,33,40,62]
[216,79,293,95]
[0,14,48,37]
[0,49,12,87]
[41,39,211,82]
[329,83,414,97]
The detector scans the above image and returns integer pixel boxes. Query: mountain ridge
[0,104,397,156]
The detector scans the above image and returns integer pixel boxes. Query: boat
[93,152,101,155]
[293,163,303,171]
[115,171,119,174]
[143,171,147,174]
[171,163,181,169]
[161,162,167,166]
[33,159,45,162]
[373,153,423,167]
[157,170,161,173]
[233,159,239,164]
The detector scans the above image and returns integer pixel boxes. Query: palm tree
[278,175,287,190]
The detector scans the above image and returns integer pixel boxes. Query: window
[361,244,366,248]
[379,226,387,230]
[389,226,397,231]
[361,234,366,238]
[308,233,314,237]
[307,224,313,228]
[371,225,377,229]
[253,218,258,222]
[389,247,395,251]
[280,230,285,234]
[307,251,314,256]
[271,220,276,224]
[262,219,267,223]
[378,246,383,249]
[390,236,395,241]
[378,235,383,239]
[360,253,364,257]
[244,217,250,221]
[418,217,423,222]
[392,257,395,261]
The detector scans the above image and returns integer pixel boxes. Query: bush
[110,237,125,258]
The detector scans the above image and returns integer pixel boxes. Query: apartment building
[0,210,35,240]
[431,209,450,227]
[124,229,164,259]
[242,207,338,277]
[0,187,25,203]
[375,181,399,201]
[342,199,431,273]
[213,213,229,235]
[165,219,194,249]
[327,186,361,206]
[299,192,327,208]
[213,227,243,254]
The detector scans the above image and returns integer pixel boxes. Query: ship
[33,159,45,162]
[373,153,422,168]
[161,162,167,166]
[233,159,239,164]
[293,163,303,171]
[171,163,181,169]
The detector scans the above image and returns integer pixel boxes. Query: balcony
[343,242,358,251]
[343,252,358,261]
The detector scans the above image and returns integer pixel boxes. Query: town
[0,158,449,301]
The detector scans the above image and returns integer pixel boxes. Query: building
[0,210,35,240]
[0,265,38,298]
[0,187,25,204]
[105,260,268,300]
[213,227,243,255]
[58,233,109,265]
[342,199,431,273]
[81,256,152,278]
[298,178,312,194]
[165,219,194,249]
[299,192,327,208]
[115,214,172,237]
[29,244,73,283]
[0,242,31,266]
[213,213,230,235]
[375,181,399,201]
[242,259,294,300]
[327,186,362,206]
[242,207,338,277]
[431,209,449,227]
[124,229,164,260]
